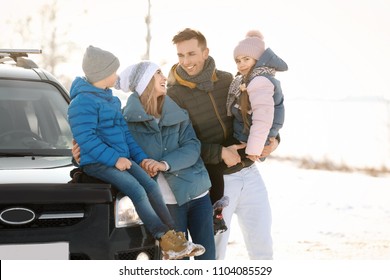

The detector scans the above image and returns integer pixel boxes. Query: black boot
[213,208,228,235]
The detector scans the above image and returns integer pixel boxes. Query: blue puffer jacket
[68,77,147,167]
[122,93,211,206]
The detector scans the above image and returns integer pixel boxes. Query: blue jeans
[83,161,175,239]
[167,194,215,260]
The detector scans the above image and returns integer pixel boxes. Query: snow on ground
[225,158,390,260]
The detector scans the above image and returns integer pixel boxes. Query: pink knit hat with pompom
[233,30,265,60]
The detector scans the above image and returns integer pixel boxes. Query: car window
[0,80,72,155]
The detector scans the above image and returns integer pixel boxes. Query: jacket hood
[255,48,288,72]
[69,76,113,100]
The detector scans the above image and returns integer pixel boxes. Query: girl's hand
[247,154,260,162]
[261,137,279,158]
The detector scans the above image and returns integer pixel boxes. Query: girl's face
[235,56,256,76]
[153,69,167,97]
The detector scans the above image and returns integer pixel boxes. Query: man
[166,28,279,260]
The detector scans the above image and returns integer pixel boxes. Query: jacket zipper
[207,91,227,140]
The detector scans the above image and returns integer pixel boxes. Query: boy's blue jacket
[68,77,147,167]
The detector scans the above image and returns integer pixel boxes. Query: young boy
[67,46,204,260]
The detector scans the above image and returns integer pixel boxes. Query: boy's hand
[115,157,132,171]
[72,139,81,164]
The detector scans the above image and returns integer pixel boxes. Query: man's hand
[222,143,246,167]
[260,137,279,158]
[72,139,81,164]
[115,157,132,171]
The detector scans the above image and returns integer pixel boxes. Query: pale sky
[2,0,390,167]
[3,0,390,99]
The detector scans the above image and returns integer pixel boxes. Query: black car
[0,49,160,260]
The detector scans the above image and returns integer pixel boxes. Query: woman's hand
[141,159,166,177]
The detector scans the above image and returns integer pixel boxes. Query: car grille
[0,217,83,229]
[0,203,85,229]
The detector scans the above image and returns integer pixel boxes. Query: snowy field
[275,98,390,170]
[225,158,390,260]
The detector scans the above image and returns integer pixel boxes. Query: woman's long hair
[139,76,165,118]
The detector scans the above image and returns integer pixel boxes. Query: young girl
[209,30,287,234]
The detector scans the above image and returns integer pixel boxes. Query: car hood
[0,156,74,183]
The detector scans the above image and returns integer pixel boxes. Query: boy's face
[105,72,118,88]
[175,38,209,77]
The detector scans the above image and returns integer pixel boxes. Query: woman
[116,61,216,260]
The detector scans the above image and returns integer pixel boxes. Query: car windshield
[0,80,72,156]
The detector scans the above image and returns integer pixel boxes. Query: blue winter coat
[122,93,211,206]
[68,77,147,167]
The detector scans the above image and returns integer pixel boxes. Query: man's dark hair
[172,28,207,50]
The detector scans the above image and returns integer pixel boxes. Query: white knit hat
[233,30,265,60]
[115,61,159,95]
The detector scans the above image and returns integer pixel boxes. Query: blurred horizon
[2,0,390,170]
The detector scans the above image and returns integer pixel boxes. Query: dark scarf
[226,66,276,116]
[176,56,216,91]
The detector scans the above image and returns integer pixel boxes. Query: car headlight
[115,193,143,228]
[136,252,151,260]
